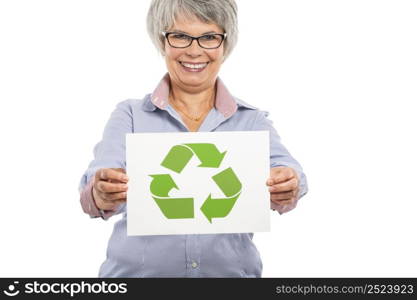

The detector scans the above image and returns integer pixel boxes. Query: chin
[180,78,207,88]
[177,73,208,86]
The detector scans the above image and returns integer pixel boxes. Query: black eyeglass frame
[161,31,227,49]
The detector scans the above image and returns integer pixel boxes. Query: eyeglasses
[161,31,227,49]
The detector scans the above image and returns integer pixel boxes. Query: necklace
[169,95,213,122]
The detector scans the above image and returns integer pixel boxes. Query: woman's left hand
[266,166,300,214]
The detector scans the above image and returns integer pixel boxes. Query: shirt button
[191,261,198,268]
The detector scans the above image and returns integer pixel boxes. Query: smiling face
[164,15,225,93]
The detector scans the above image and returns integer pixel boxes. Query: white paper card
[126,131,270,236]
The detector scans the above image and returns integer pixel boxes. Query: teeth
[181,62,207,69]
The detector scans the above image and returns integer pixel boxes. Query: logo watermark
[3,281,20,297]
[2,280,127,297]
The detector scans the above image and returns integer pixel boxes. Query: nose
[185,39,203,57]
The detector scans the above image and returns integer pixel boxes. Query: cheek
[165,43,178,62]
[208,47,224,64]
[208,52,223,68]
[164,45,181,62]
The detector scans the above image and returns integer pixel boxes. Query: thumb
[266,167,285,185]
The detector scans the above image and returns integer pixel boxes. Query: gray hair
[147,0,238,60]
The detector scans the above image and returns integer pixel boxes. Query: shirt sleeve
[252,109,308,213]
[78,99,132,220]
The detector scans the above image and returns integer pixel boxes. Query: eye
[200,34,217,41]
[171,33,190,40]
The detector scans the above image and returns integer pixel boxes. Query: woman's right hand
[92,168,129,211]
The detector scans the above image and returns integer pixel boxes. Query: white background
[0,0,416,277]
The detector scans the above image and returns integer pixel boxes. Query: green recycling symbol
[149,143,242,223]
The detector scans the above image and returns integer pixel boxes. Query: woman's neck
[169,82,215,113]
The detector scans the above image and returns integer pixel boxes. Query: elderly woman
[79,0,308,278]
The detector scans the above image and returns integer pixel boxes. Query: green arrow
[211,167,242,197]
[149,174,178,197]
[160,145,193,173]
[161,143,226,173]
[200,167,242,223]
[200,192,241,223]
[152,196,194,219]
[185,143,226,168]
[149,174,194,219]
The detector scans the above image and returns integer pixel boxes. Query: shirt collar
[142,73,257,118]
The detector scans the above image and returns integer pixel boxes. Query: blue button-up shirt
[79,73,308,277]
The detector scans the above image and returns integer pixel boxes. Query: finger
[99,168,129,183]
[100,191,127,202]
[266,167,295,185]
[114,168,126,174]
[268,177,298,193]
[108,168,128,183]
[271,198,294,206]
[270,190,295,200]
[99,199,126,211]
[271,188,300,202]
[96,180,128,193]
